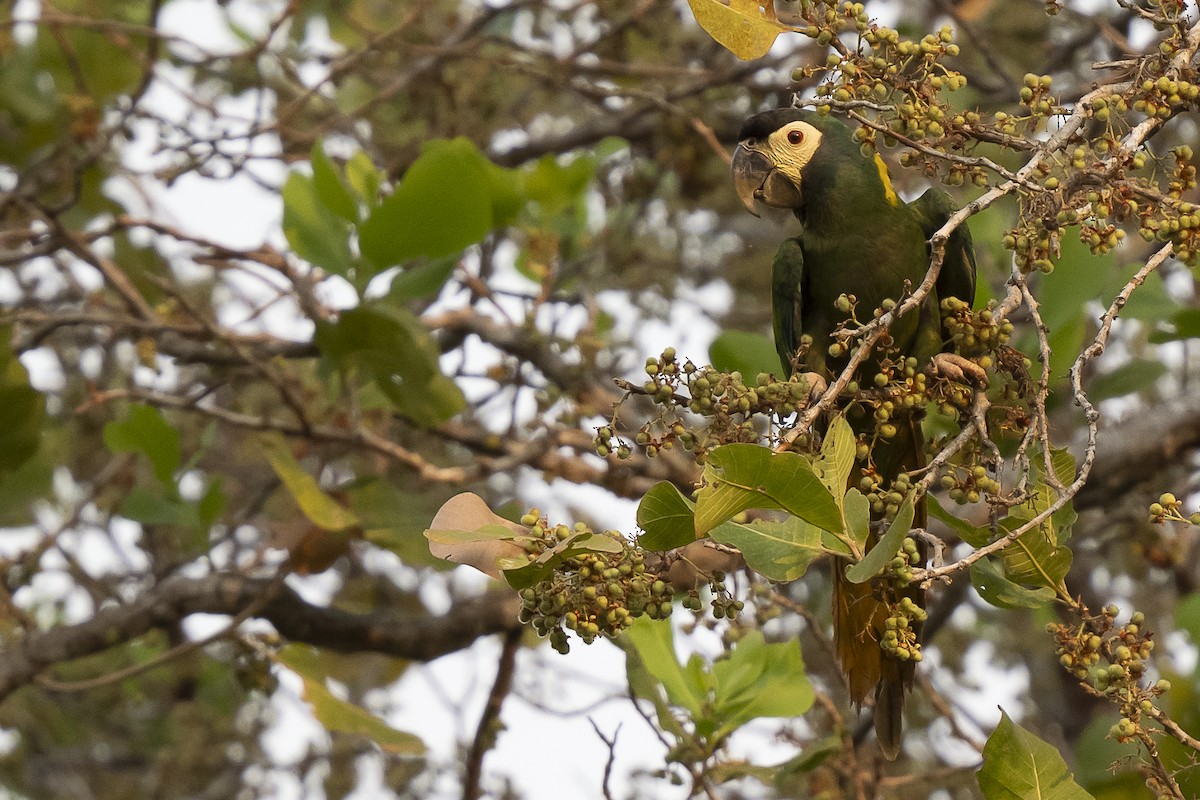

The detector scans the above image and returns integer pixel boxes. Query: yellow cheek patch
[874,153,900,206]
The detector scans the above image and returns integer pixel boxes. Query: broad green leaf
[772,736,843,781]
[696,444,842,535]
[708,330,781,378]
[260,434,360,531]
[1035,236,1112,385]
[1114,268,1176,324]
[520,153,595,216]
[345,150,382,208]
[1149,308,1200,343]
[929,494,990,547]
[970,557,1056,609]
[1013,448,1077,544]
[197,478,226,529]
[637,482,698,550]
[282,172,357,280]
[709,516,835,581]
[0,451,52,526]
[685,0,785,60]
[977,710,1093,800]
[353,479,450,567]
[845,493,913,583]
[815,416,856,507]
[387,257,457,301]
[314,302,465,426]
[0,385,43,471]
[843,488,871,550]
[1087,359,1165,401]
[275,645,425,755]
[995,516,1072,597]
[358,138,495,270]
[710,631,813,736]
[122,486,200,528]
[103,404,180,486]
[311,141,358,222]
[622,616,704,716]
[1073,716,1155,800]
[1174,594,1200,650]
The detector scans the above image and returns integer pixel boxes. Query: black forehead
[737,109,809,141]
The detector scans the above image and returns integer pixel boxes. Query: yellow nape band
[874,153,900,206]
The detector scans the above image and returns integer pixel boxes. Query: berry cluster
[515,513,673,653]
[1149,492,1200,525]
[938,462,1001,505]
[860,468,915,520]
[594,347,819,462]
[886,536,922,585]
[1018,73,1057,117]
[881,596,926,662]
[940,297,1014,360]
[1050,606,1168,744]
[680,571,745,621]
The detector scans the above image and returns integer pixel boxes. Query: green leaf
[843,488,871,550]
[622,616,704,717]
[259,434,360,531]
[815,416,856,508]
[345,150,382,209]
[103,404,180,486]
[0,451,52,526]
[1087,359,1165,401]
[1149,308,1200,343]
[314,302,465,426]
[637,482,698,550]
[520,153,595,216]
[310,141,358,222]
[353,479,450,568]
[929,495,991,547]
[684,0,784,60]
[696,444,842,535]
[708,330,782,379]
[275,645,425,755]
[121,486,200,528]
[994,516,1072,597]
[197,478,226,529]
[282,172,357,280]
[358,138,496,270]
[709,516,834,581]
[387,257,457,301]
[844,493,913,583]
[710,631,813,736]
[0,385,43,471]
[1174,594,1200,650]
[970,557,1056,609]
[977,710,1094,800]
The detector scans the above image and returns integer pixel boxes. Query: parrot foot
[797,371,828,402]
[928,353,988,385]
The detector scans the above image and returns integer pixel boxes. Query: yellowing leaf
[275,645,425,756]
[259,434,360,532]
[685,0,785,60]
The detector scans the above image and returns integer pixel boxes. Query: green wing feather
[771,237,807,376]
[909,188,977,310]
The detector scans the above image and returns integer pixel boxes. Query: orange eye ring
[787,129,804,145]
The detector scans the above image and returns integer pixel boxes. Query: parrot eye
[787,129,804,145]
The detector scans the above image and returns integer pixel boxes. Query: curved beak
[731,143,802,216]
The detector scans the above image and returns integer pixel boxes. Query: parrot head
[731,109,825,217]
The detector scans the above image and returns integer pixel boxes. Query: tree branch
[0,574,522,704]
